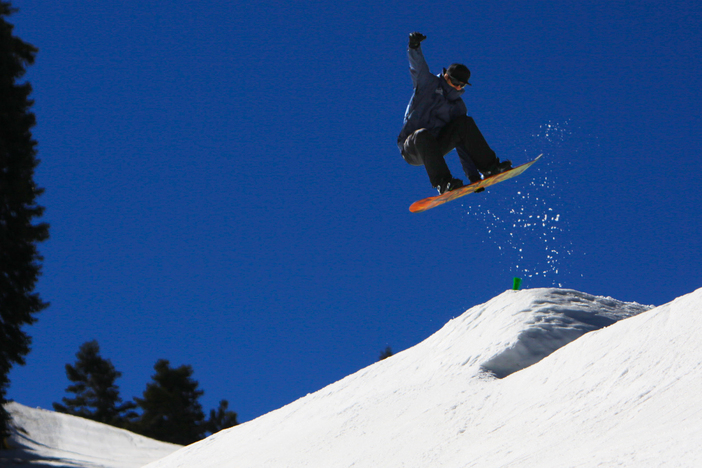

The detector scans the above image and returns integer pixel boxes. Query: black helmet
[446,63,471,86]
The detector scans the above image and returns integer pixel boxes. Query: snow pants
[401,115,497,187]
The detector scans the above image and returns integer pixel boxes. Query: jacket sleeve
[407,46,433,90]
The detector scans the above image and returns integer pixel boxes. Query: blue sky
[7,0,701,423]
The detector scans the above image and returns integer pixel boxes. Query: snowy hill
[3,288,701,467]
[1,401,180,467]
[142,287,702,468]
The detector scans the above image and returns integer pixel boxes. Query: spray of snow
[463,121,582,285]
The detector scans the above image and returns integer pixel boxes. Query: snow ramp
[144,287,693,468]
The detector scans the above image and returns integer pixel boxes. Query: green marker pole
[513,277,522,290]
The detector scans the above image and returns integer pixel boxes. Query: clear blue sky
[7,0,701,423]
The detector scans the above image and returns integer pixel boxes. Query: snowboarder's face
[444,73,466,90]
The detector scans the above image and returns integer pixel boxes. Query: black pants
[402,115,497,187]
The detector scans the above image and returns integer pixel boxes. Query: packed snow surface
[144,287,702,468]
[2,401,180,467]
[5,287,702,467]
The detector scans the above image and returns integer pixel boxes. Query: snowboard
[409,154,542,213]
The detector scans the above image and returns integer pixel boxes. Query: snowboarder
[397,32,512,194]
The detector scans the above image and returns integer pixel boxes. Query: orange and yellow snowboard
[409,155,542,213]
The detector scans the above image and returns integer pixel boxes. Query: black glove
[408,32,426,50]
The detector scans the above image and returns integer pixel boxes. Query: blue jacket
[397,46,468,153]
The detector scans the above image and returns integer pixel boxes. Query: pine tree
[53,341,137,427]
[379,346,393,361]
[132,359,206,445]
[0,1,49,442]
[205,399,238,435]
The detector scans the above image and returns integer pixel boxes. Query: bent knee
[402,153,423,166]
[411,128,435,144]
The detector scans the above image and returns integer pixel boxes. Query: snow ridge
[479,289,651,377]
[5,287,700,467]
[146,287,698,468]
[2,402,180,468]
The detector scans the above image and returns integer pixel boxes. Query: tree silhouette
[53,341,137,427]
[132,359,206,445]
[0,1,49,442]
[379,346,394,361]
[206,399,239,435]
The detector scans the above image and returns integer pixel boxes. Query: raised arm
[407,32,432,89]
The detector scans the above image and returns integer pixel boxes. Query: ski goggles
[447,74,468,88]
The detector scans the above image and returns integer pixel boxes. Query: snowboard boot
[483,158,512,177]
[467,173,485,193]
[435,177,464,195]
[468,173,482,184]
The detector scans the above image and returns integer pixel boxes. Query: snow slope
[144,287,702,468]
[2,402,180,467]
